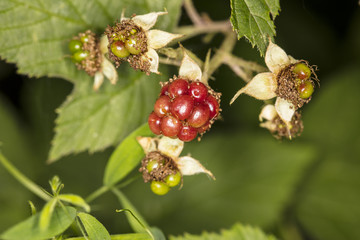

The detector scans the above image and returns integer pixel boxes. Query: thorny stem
[0,152,51,201]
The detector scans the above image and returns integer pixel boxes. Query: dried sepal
[147,30,183,49]
[93,72,104,91]
[157,137,184,159]
[177,156,215,180]
[143,48,160,74]
[132,11,167,30]
[259,104,277,121]
[230,72,277,104]
[136,136,157,154]
[179,51,202,81]
[275,97,295,128]
[265,40,291,73]
[101,57,118,85]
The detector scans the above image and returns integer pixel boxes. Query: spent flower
[230,40,318,130]
[137,136,214,195]
[259,104,303,139]
[105,11,183,74]
[68,30,118,91]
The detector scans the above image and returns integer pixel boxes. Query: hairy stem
[0,152,51,201]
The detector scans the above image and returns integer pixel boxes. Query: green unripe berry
[80,35,90,43]
[150,181,170,195]
[125,35,142,55]
[293,63,311,80]
[297,81,314,99]
[72,50,89,62]
[146,160,159,173]
[111,41,130,58]
[165,171,181,187]
[68,39,83,53]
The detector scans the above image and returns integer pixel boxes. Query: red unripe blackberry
[148,78,221,141]
[168,79,189,98]
[205,95,220,119]
[154,95,172,117]
[160,83,169,96]
[197,122,210,134]
[171,95,194,120]
[148,112,162,135]
[161,116,181,137]
[178,125,198,142]
[189,82,208,102]
[187,104,210,128]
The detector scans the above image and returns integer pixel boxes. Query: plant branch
[0,152,51,201]
[202,31,237,83]
[183,0,204,26]
[85,185,109,204]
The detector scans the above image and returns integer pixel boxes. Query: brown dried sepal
[275,60,318,109]
[139,151,180,183]
[74,30,102,76]
[105,19,150,74]
[272,111,304,139]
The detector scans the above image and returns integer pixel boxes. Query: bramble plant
[2,0,359,239]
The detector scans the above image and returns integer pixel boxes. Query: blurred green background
[1,0,359,239]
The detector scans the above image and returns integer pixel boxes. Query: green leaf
[58,194,90,212]
[39,198,58,231]
[48,71,160,162]
[170,223,276,240]
[65,233,152,240]
[295,67,360,240]
[1,206,76,240]
[77,212,111,240]
[0,0,182,81]
[112,189,150,234]
[230,0,280,55]
[104,123,153,187]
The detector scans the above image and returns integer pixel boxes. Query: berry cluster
[292,62,314,99]
[105,20,148,70]
[148,78,221,142]
[139,152,182,195]
[68,30,101,76]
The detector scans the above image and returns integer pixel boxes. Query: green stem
[0,152,51,201]
[85,185,109,203]
[85,175,141,203]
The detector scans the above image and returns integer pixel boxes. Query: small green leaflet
[170,223,277,240]
[77,212,111,240]
[1,206,76,240]
[230,0,280,55]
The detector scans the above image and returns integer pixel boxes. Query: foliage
[0,0,359,239]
